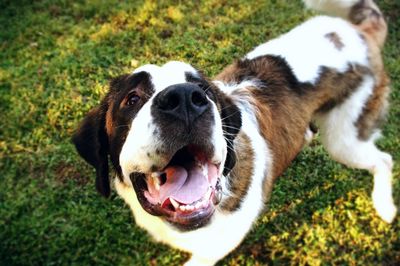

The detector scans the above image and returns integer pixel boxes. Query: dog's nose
[153,83,209,128]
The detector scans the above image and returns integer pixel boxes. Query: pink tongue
[159,165,209,205]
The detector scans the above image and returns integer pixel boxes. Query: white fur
[116,88,272,265]
[119,100,161,185]
[246,16,368,84]
[213,79,264,95]
[133,61,200,93]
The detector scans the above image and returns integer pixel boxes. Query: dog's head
[73,61,241,230]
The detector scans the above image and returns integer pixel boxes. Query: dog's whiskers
[222,124,241,131]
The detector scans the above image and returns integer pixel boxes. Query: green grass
[1,0,399,265]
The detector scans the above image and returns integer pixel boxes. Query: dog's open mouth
[131,145,222,230]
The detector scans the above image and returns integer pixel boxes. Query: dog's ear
[72,105,110,197]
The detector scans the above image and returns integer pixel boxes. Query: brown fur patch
[314,65,369,113]
[105,101,114,136]
[249,89,310,178]
[325,32,344,50]
[353,11,390,141]
[231,86,312,202]
[350,0,388,117]
[220,132,254,212]
[356,72,390,140]
[215,63,240,83]
[349,1,389,141]
[350,0,387,48]
[349,0,380,24]
[356,25,385,90]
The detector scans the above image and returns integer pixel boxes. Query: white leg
[317,118,396,223]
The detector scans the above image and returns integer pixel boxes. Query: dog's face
[73,61,242,230]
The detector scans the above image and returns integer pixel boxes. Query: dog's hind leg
[315,74,396,223]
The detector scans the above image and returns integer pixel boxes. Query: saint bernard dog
[73,0,397,265]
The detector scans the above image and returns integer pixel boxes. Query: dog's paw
[372,192,397,223]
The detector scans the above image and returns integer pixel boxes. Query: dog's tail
[303,0,387,48]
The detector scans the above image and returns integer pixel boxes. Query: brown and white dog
[73,0,397,265]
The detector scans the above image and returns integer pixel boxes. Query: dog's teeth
[195,202,202,210]
[186,205,194,212]
[179,205,186,212]
[170,198,180,209]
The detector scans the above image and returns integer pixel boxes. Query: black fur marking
[72,106,110,197]
[219,96,242,176]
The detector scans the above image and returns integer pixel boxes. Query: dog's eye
[126,93,140,106]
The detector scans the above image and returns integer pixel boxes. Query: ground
[1,0,399,265]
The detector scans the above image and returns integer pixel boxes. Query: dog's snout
[153,83,209,127]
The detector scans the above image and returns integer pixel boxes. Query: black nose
[153,83,209,128]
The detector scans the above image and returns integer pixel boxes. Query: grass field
[1,0,399,265]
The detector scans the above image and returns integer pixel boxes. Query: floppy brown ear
[72,105,111,197]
